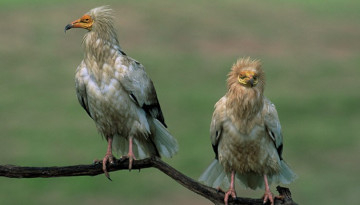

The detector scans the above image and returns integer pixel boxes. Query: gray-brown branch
[0,157,297,205]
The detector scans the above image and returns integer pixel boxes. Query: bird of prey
[199,58,296,205]
[64,6,178,179]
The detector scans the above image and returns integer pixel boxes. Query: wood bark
[0,157,297,205]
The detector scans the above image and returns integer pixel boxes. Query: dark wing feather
[79,91,91,118]
[263,98,284,160]
[210,96,227,159]
[75,68,92,119]
[211,130,221,159]
[142,101,166,126]
[120,56,166,127]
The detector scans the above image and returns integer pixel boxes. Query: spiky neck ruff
[226,58,265,128]
[82,6,122,66]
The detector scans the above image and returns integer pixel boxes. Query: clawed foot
[125,137,136,170]
[224,187,236,205]
[125,151,137,170]
[94,153,115,180]
[263,189,274,205]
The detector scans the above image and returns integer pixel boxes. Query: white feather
[278,160,297,184]
[152,119,178,158]
[199,159,230,189]
[112,136,148,160]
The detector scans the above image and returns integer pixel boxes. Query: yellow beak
[64,18,92,33]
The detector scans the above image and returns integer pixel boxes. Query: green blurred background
[0,0,359,204]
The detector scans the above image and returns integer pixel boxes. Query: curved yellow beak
[237,71,258,87]
[64,17,93,33]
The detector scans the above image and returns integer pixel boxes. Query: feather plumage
[66,6,178,176]
[199,57,296,204]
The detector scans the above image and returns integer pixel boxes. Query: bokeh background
[0,0,359,204]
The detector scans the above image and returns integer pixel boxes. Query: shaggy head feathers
[87,6,115,35]
[227,57,265,93]
[80,6,121,64]
[225,57,266,121]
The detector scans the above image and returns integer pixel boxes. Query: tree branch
[0,157,297,205]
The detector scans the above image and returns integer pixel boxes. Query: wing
[75,63,92,119]
[210,96,227,159]
[263,98,283,159]
[119,56,166,127]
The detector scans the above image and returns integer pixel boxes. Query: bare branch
[0,157,297,205]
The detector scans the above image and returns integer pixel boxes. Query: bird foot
[263,189,274,205]
[125,152,136,170]
[224,187,236,205]
[94,153,115,180]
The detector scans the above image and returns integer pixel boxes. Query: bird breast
[218,120,281,175]
[76,61,150,139]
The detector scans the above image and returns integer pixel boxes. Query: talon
[102,153,115,180]
[127,152,136,170]
[263,191,274,205]
[263,175,274,205]
[224,188,236,205]
[126,136,136,170]
[98,137,115,180]
[224,171,237,205]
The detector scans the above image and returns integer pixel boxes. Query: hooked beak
[64,24,73,33]
[249,78,255,87]
[64,18,87,33]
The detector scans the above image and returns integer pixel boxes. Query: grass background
[0,0,359,204]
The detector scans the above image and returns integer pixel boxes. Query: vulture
[65,6,178,179]
[199,58,296,205]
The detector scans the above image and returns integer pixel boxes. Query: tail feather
[236,160,297,190]
[199,159,230,189]
[236,172,264,189]
[112,136,148,159]
[278,160,297,184]
[152,119,178,158]
[111,118,178,159]
[200,159,296,191]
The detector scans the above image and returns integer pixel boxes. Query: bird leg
[126,136,136,170]
[263,174,274,205]
[224,171,237,205]
[100,137,115,180]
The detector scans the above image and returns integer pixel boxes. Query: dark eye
[253,76,257,80]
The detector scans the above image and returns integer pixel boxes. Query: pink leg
[127,136,137,170]
[263,174,274,205]
[101,137,114,180]
[224,171,237,205]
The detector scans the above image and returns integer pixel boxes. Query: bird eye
[253,76,257,80]
[82,18,90,23]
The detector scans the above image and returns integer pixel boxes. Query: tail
[276,160,297,185]
[236,172,265,190]
[112,136,152,159]
[152,119,178,158]
[199,159,230,189]
[236,160,297,190]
